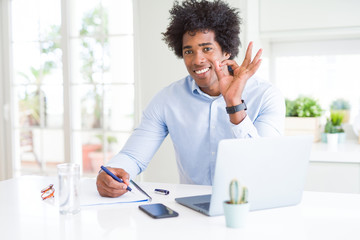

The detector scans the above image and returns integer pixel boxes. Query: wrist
[229,111,247,125]
[225,100,247,114]
[225,98,242,107]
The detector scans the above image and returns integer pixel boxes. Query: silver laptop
[175,135,313,216]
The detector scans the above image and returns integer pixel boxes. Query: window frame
[0,0,14,180]
[0,0,136,178]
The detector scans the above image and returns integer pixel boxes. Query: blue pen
[154,189,170,195]
[100,165,132,192]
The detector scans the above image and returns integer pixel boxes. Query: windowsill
[310,139,360,163]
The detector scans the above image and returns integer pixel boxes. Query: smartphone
[139,203,179,219]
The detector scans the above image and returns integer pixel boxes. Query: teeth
[195,68,209,74]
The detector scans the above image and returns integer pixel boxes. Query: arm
[231,87,285,138]
[214,42,263,125]
[96,96,168,197]
[214,42,284,138]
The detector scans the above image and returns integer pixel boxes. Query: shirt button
[211,152,216,156]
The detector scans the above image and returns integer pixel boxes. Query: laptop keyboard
[194,202,210,211]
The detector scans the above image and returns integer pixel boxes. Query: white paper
[80,178,150,206]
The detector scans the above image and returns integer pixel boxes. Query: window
[10,0,134,176]
[270,39,360,122]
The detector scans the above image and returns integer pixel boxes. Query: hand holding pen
[96,166,132,197]
[100,166,132,192]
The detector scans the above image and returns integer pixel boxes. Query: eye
[203,47,212,52]
[184,50,193,55]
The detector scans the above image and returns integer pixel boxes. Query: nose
[192,51,205,65]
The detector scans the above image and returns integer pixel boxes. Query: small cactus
[229,179,248,204]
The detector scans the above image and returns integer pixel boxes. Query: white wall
[260,0,360,33]
[134,0,186,183]
[259,0,360,41]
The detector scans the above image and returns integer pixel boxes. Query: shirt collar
[191,78,201,95]
[190,77,222,100]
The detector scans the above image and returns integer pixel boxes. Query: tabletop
[1,176,360,240]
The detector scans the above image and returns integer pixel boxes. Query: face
[182,30,230,96]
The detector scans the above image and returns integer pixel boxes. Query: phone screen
[139,203,179,219]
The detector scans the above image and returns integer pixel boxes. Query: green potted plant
[330,98,351,123]
[223,179,249,228]
[285,96,323,142]
[322,111,346,145]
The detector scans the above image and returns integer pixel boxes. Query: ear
[224,52,231,60]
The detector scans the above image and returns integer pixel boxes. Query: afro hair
[162,0,241,60]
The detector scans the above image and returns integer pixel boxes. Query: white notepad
[80,178,150,206]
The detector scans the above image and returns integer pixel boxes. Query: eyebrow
[199,42,213,47]
[183,42,213,49]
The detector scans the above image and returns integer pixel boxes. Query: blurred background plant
[18,25,61,127]
[79,5,109,129]
[79,5,120,172]
[330,98,351,111]
[17,25,61,167]
[330,98,351,123]
[285,96,323,117]
[324,111,345,134]
[95,134,118,151]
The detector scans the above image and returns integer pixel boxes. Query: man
[97,0,285,197]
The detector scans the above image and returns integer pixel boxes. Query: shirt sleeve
[106,95,168,180]
[231,86,285,138]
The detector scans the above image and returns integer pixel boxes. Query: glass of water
[57,163,80,215]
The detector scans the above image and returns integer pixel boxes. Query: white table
[1,176,360,240]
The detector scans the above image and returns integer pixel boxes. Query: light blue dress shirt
[107,75,285,185]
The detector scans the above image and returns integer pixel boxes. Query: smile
[194,67,210,74]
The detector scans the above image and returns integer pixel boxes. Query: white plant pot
[223,201,250,228]
[327,133,339,150]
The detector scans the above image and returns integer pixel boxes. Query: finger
[123,178,130,186]
[106,178,128,190]
[253,59,262,71]
[220,59,240,71]
[213,60,226,79]
[99,184,126,197]
[99,170,128,190]
[104,168,129,184]
[247,59,262,76]
[97,174,129,197]
[97,181,114,197]
[242,42,254,66]
[249,48,262,68]
[116,169,130,182]
[105,184,127,195]
[112,168,131,187]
